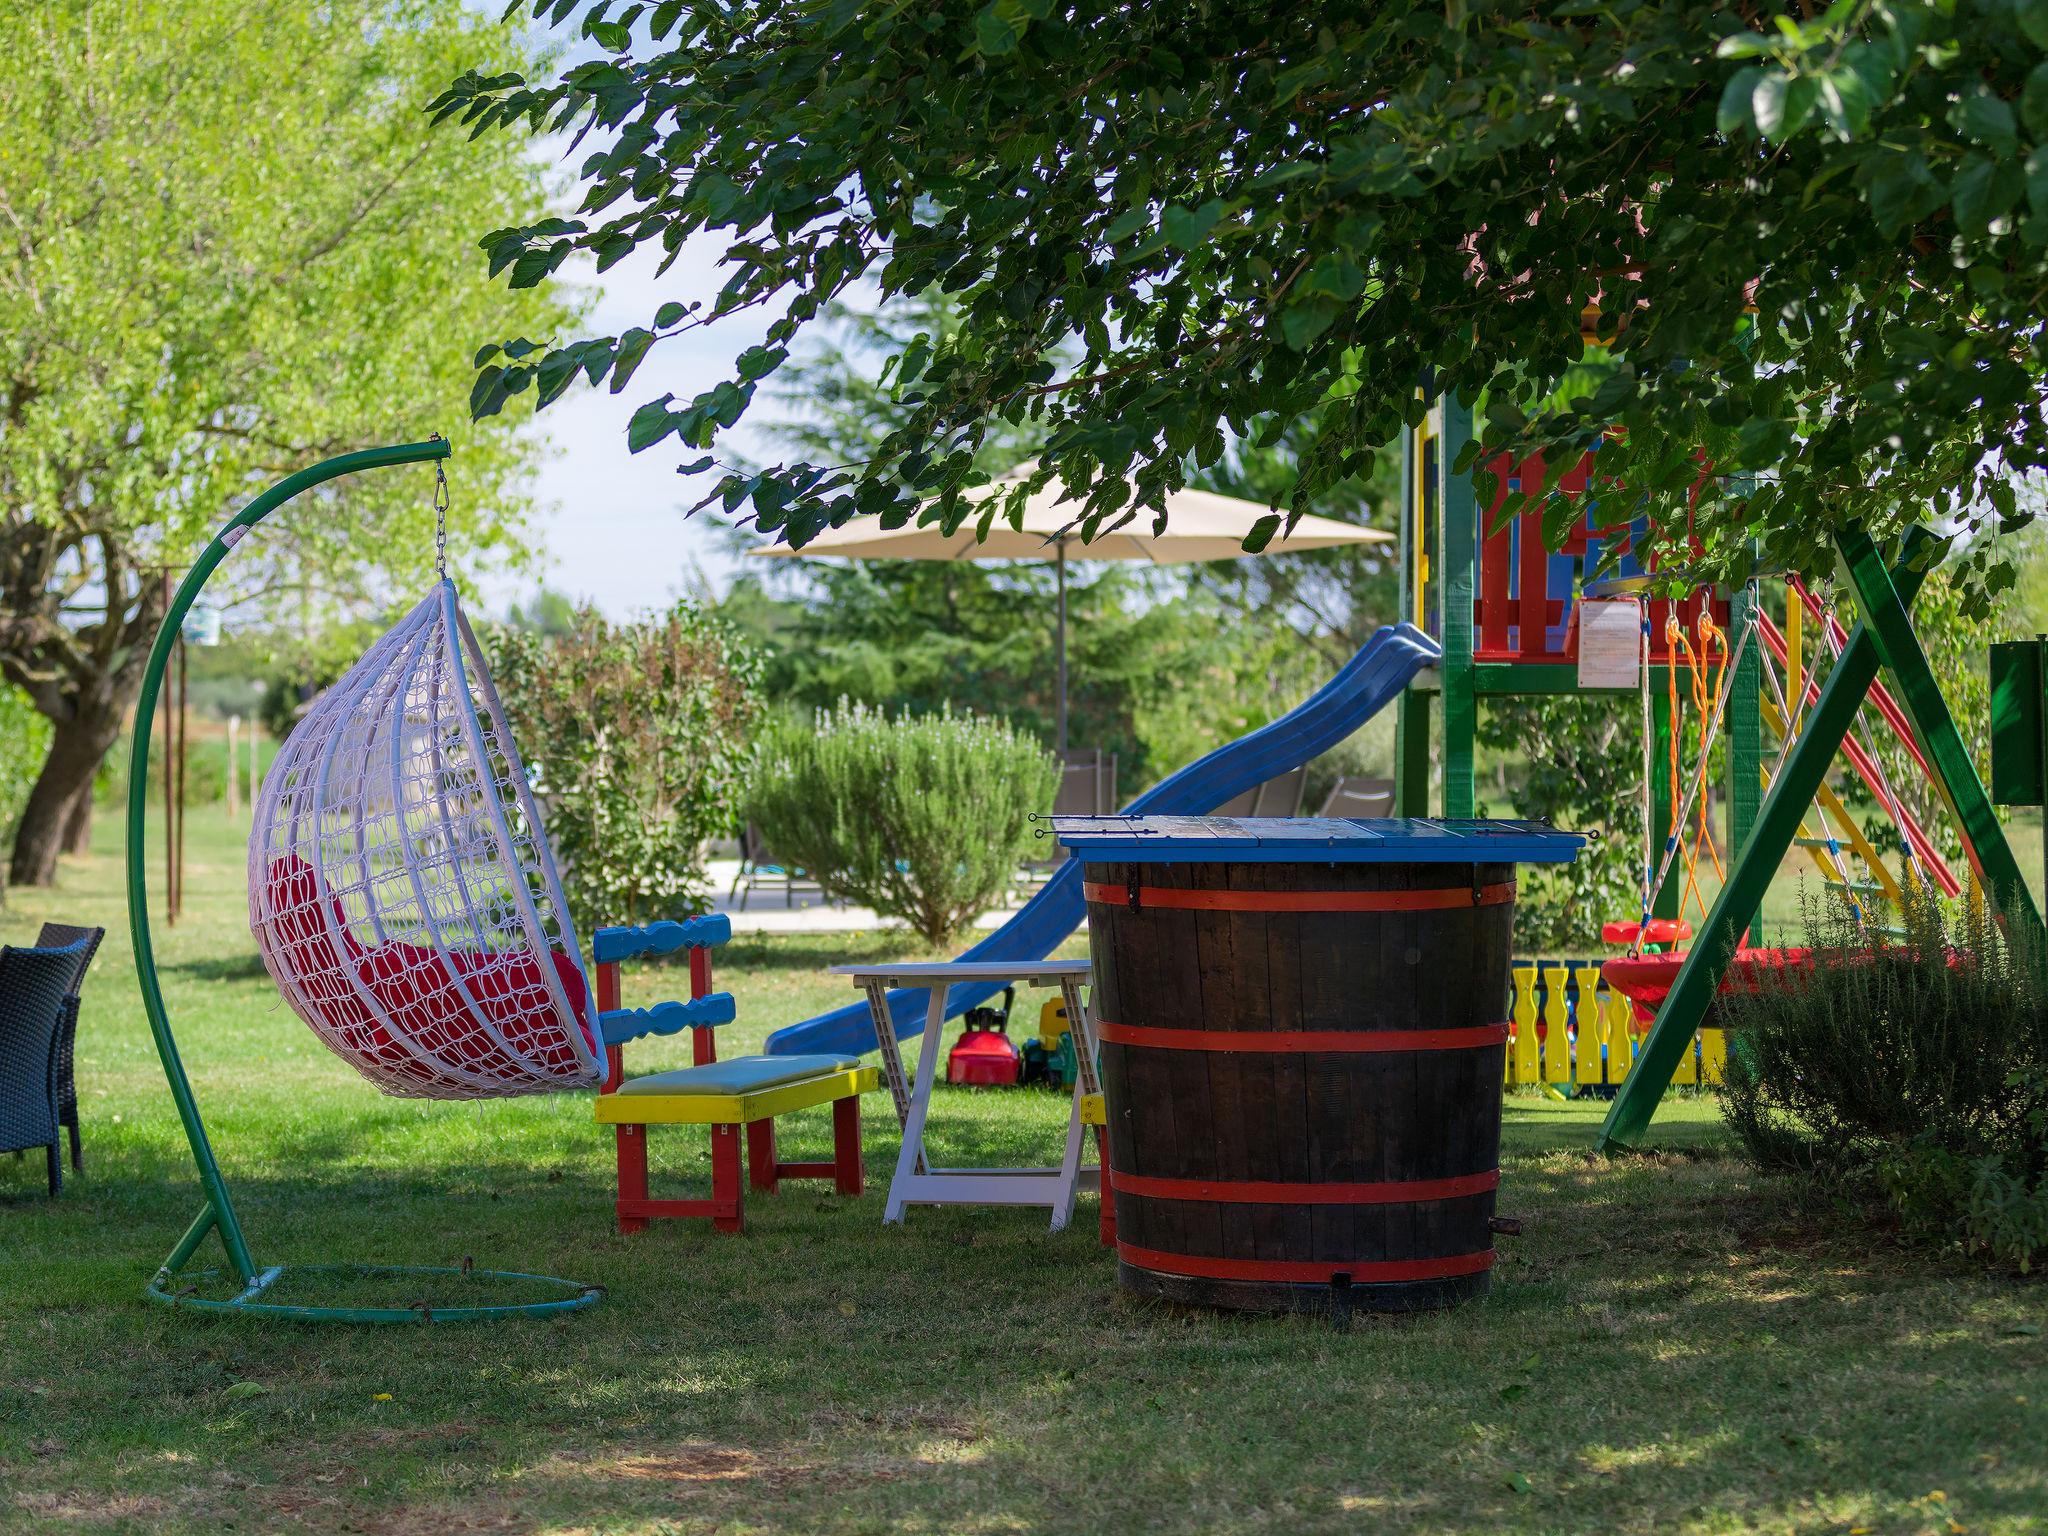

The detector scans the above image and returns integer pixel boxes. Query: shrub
[487,601,764,931]
[749,702,1058,945]
[94,734,231,810]
[1719,887,2048,1269]
[0,685,53,898]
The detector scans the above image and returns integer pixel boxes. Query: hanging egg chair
[130,437,619,1323]
[249,581,602,1099]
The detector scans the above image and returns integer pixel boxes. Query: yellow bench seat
[597,1061,878,1126]
[613,1053,859,1097]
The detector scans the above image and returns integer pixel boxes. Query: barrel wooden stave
[1087,857,1512,1313]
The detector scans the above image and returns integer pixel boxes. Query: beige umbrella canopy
[751,463,1391,751]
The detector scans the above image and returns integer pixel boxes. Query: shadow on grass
[4,1085,2042,1536]
[161,951,271,983]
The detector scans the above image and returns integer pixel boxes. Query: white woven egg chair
[249,581,603,1098]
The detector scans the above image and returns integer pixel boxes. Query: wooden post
[1393,408,1433,818]
[1649,684,1679,925]
[1599,531,1937,1152]
[1394,687,1431,816]
[226,716,239,820]
[248,719,260,815]
[1725,583,1764,942]
[1840,528,2043,937]
[1438,395,1478,819]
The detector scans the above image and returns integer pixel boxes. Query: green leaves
[969,0,1052,58]
[1957,87,2019,158]
[486,603,765,930]
[749,702,1057,946]
[2020,0,2048,51]
[1161,199,1227,251]
[1718,67,1764,136]
[1751,72,1817,141]
[627,394,677,452]
[448,0,2048,586]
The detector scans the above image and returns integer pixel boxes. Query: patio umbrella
[750,463,1392,751]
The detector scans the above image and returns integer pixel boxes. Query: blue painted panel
[590,914,732,964]
[1047,815,1584,865]
[598,990,738,1046]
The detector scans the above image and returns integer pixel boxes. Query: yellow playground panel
[1504,962,1722,1093]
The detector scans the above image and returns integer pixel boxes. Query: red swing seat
[1599,947,1816,1026]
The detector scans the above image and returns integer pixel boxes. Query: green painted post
[1725,583,1764,936]
[1650,686,1679,923]
[1395,687,1431,815]
[1839,529,2044,939]
[1597,530,1934,1152]
[1439,396,1478,818]
[130,438,452,1289]
[1393,414,1433,817]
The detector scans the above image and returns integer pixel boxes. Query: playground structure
[1385,395,2042,1146]
[770,391,2028,1147]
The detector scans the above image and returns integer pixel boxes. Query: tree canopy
[449,0,2048,597]
[0,0,573,883]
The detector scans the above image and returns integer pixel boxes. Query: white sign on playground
[1578,597,1644,689]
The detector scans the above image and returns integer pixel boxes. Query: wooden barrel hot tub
[1055,816,1584,1314]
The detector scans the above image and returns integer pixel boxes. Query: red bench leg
[833,1094,864,1196]
[616,1124,649,1236]
[746,1119,779,1193]
[711,1124,745,1234]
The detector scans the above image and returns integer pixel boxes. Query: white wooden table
[831,959,1101,1229]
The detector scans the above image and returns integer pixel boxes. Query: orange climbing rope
[1662,612,1729,930]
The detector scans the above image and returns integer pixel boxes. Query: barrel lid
[1047,815,1585,864]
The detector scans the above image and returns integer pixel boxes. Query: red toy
[947,1010,1021,1086]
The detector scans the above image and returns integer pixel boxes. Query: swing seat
[1600,948,1815,1026]
[260,855,596,1095]
[1599,918,1693,948]
[249,584,605,1099]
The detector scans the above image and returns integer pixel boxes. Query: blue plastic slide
[763,621,1442,1058]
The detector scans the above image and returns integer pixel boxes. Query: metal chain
[432,460,451,580]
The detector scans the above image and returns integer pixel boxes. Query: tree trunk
[9,706,123,887]
[60,784,94,857]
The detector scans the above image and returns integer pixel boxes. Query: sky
[491,227,782,620]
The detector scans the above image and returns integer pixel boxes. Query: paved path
[703,858,1023,935]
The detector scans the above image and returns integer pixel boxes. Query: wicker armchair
[1,937,94,1196]
[35,922,104,1173]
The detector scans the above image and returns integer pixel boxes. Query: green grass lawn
[1,809,2043,1535]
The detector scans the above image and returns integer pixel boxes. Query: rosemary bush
[1720,887,2048,1269]
[749,702,1058,945]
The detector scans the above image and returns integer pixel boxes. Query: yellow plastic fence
[1505,961,1724,1091]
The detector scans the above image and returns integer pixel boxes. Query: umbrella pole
[1056,542,1068,755]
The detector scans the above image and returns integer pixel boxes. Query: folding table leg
[832,1095,864,1196]
[865,980,912,1123]
[746,1120,779,1193]
[1051,1089,1086,1232]
[615,1124,650,1235]
[884,988,949,1223]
